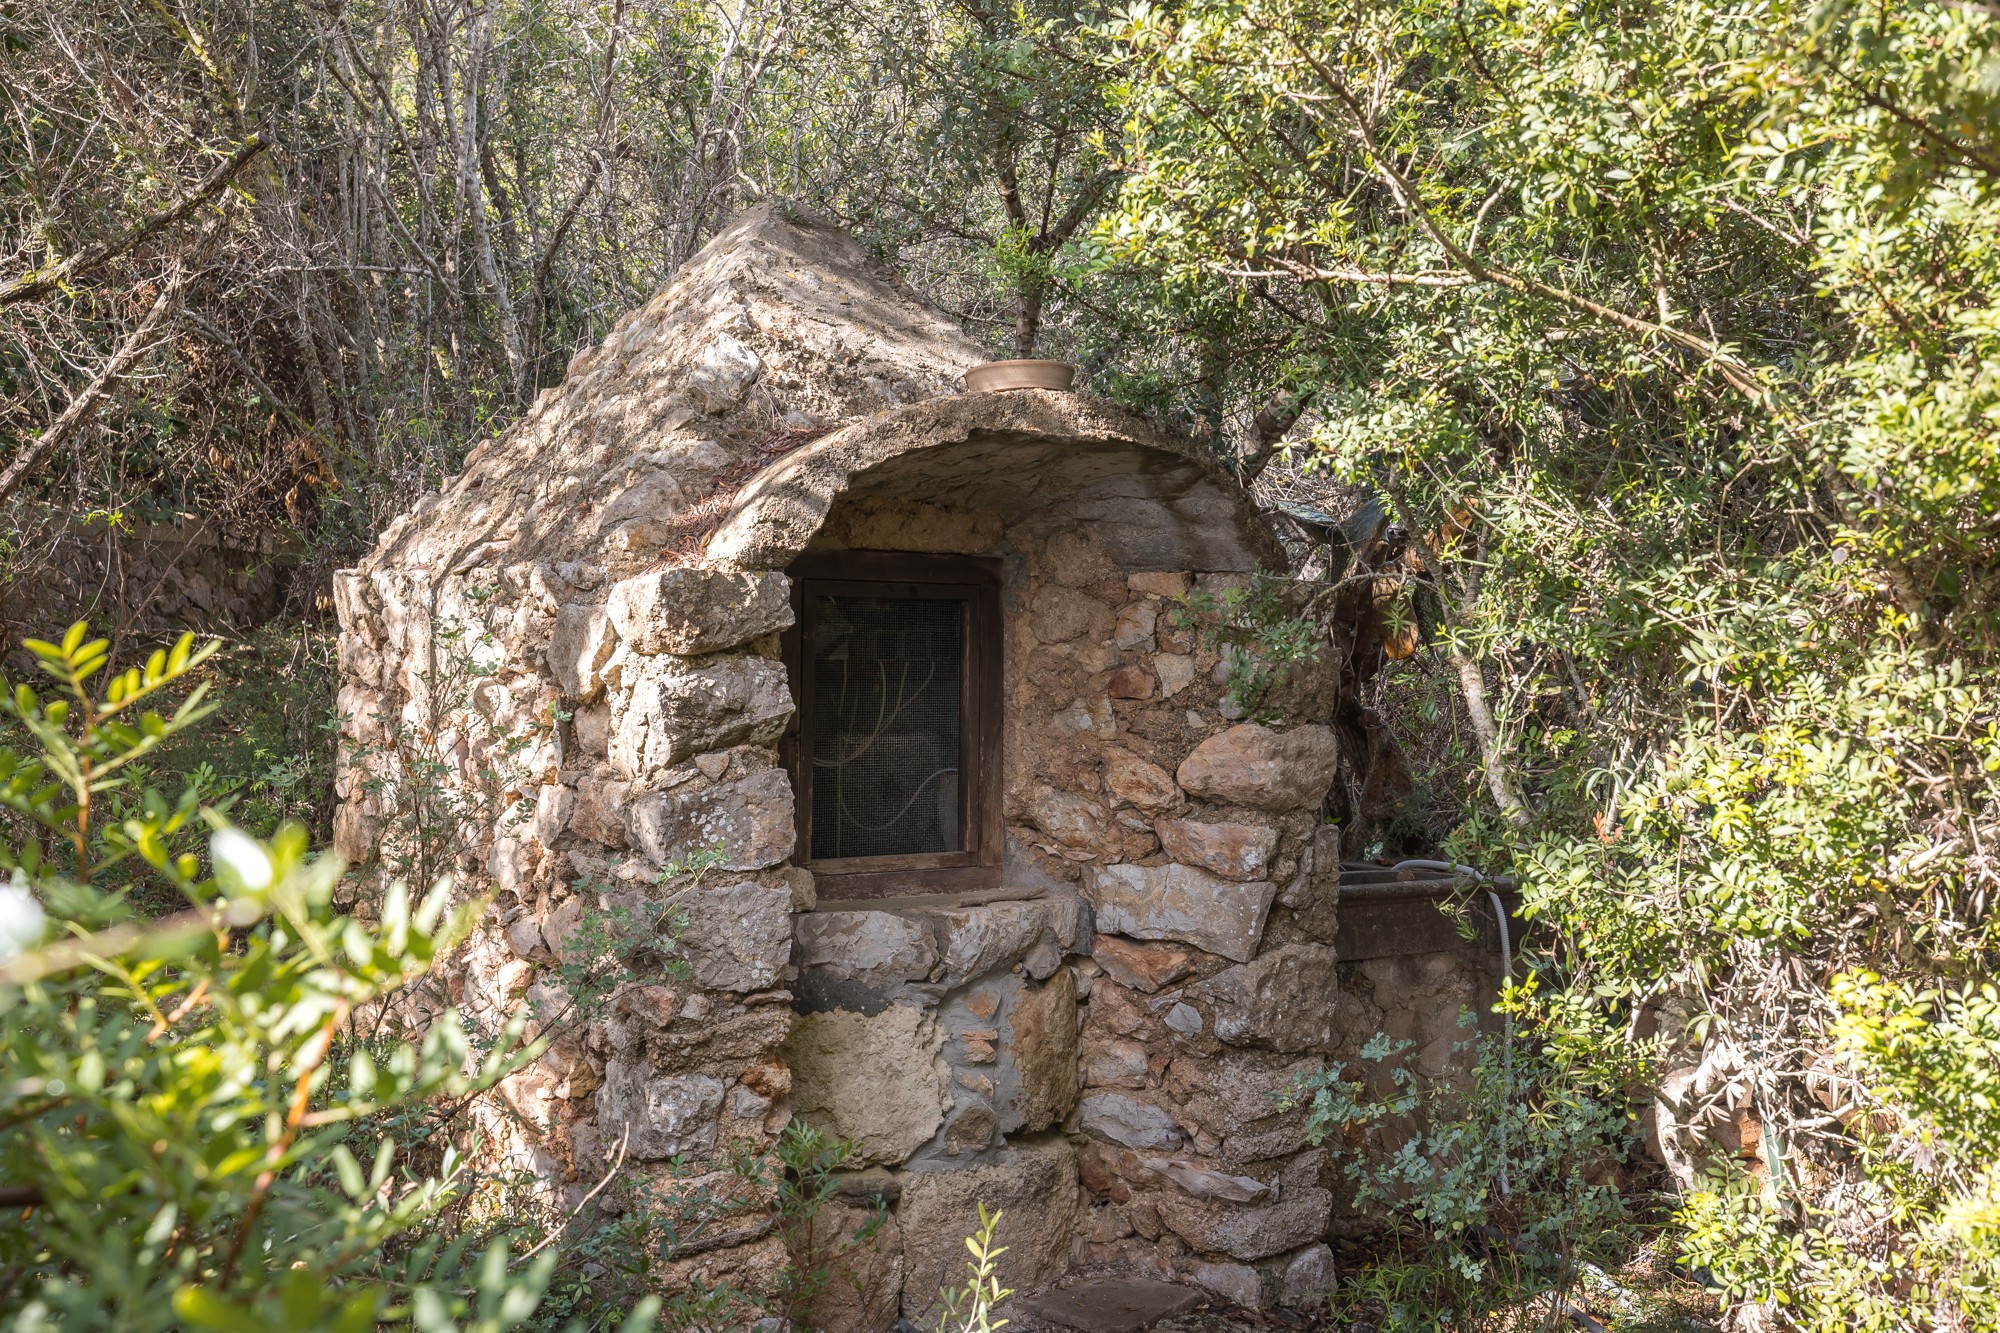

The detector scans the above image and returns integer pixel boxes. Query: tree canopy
[2,0,1998,1326]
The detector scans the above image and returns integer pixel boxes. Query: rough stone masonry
[333,203,1421,1325]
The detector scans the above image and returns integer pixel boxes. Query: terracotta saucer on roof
[963,359,1077,393]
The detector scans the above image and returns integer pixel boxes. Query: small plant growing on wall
[1170,574,1324,719]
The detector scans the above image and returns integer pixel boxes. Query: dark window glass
[808,594,964,859]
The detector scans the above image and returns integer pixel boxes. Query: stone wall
[1,507,293,655]
[332,207,992,1304]
[773,482,1362,1318]
[333,204,1500,1326]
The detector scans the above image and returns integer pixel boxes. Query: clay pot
[963,359,1077,393]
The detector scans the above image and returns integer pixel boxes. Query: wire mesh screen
[808,593,964,859]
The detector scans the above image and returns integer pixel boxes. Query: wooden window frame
[782,550,1003,900]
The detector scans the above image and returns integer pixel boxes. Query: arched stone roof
[707,389,1285,574]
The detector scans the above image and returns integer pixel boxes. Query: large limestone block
[1188,943,1350,1053]
[1007,967,1080,1133]
[1079,1092,1185,1149]
[606,567,793,656]
[793,1201,904,1333]
[794,910,939,982]
[629,768,795,870]
[898,1139,1084,1323]
[1086,863,1275,963]
[1156,1150,1332,1262]
[1155,818,1278,881]
[1161,1050,1321,1166]
[1105,747,1182,811]
[929,900,1053,983]
[594,1061,725,1160]
[1177,723,1340,812]
[611,654,792,776]
[669,880,793,992]
[794,909,940,1011]
[788,1005,951,1165]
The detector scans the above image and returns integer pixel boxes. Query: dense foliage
[1097,0,2000,1324]
[6,0,2000,1325]
[0,625,595,1329]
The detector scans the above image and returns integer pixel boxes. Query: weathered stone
[572,699,612,757]
[1104,748,1182,811]
[1128,571,1189,598]
[611,654,791,776]
[1080,1093,1185,1150]
[1054,694,1118,740]
[1088,935,1194,993]
[1019,1277,1202,1333]
[688,332,763,411]
[1162,1050,1320,1165]
[899,1139,1084,1322]
[1189,943,1346,1053]
[1009,967,1079,1132]
[1024,785,1118,858]
[1030,584,1111,644]
[629,768,795,871]
[794,1202,904,1333]
[548,603,617,696]
[1024,937,1063,980]
[1046,530,1123,588]
[1106,664,1156,700]
[788,1005,950,1165]
[606,567,793,656]
[568,773,631,847]
[594,1062,724,1160]
[943,1100,999,1154]
[929,900,1050,983]
[542,897,590,967]
[1189,1261,1261,1309]
[668,880,792,991]
[1281,1243,1337,1307]
[1048,894,1092,951]
[1177,723,1341,812]
[1164,1003,1204,1036]
[1158,1152,1332,1262]
[1155,818,1277,882]
[1155,653,1196,698]
[1146,1158,1273,1204]
[657,1231,792,1311]
[532,783,576,847]
[1086,863,1275,963]
[1113,601,1158,651]
[1278,827,1334,909]
[596,469,687,533]
[487,832,532,892]
[794,910,938,982]
[1082,1038,1151,1089]
[505,915,548,960]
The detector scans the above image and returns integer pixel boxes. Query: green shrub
[0,624,654,1332]
[1285,1014,1641,1332]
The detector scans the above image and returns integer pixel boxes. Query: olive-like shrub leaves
[0,625,646,1332]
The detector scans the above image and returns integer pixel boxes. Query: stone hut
[333,206,1497,1324]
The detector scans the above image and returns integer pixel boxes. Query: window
[783,551,1002,899]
